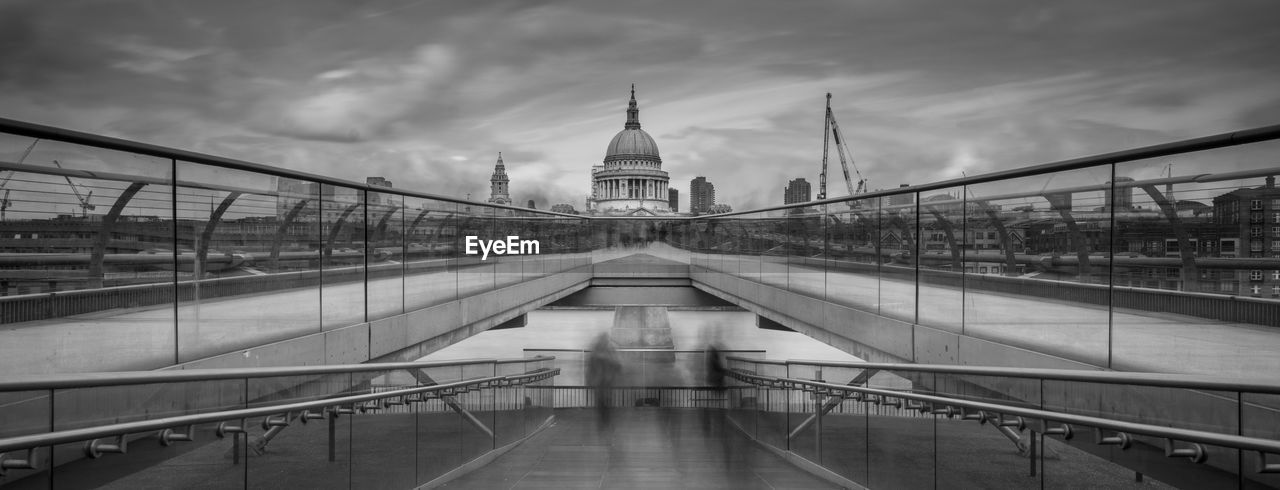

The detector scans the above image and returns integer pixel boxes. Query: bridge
[2,117,1280,488]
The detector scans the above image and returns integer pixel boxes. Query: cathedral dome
[603,85,662,164]
[605,128,660,159]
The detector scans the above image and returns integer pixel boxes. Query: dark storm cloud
[2,0,1277,209]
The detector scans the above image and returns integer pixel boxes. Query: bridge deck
[441,408,840,490]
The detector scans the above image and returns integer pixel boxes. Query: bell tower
[487,152,511,205]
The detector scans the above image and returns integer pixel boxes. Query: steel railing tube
[0,367,560,456]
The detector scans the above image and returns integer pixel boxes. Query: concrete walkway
[441,408,841,490]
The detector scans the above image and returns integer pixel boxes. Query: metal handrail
[725,355,1280,395]
[727,369,1280,456]
[695,123,1280,218]
[0,355,555,392]
[0,117,583,218]
[0,368,559,454]
[6,115,1278,222]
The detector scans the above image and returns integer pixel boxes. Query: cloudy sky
[3,0,1278,212]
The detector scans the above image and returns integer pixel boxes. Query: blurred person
[586,333,622,433]
[701,342,728,435]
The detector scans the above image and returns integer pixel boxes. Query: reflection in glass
[321,183,367,329]
[917,186,965,333]
[367,190,405,320]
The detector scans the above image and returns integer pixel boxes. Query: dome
[605,128,661,159]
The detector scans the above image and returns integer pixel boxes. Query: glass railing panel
[47,420,245,490]
[174,163,323,362]
[542,217,563,275]
[727,371,758,441]
[460,361,496,381]
[935,405,1037,488]
[520,211,547,281]
[0,390,50,440]
[490,209,525,289]
[659,219,690,264]
[964,167,1112,365]
[403,197,458,309]
[878,193,919,323]
[1043,381,1237,432]
[927,373,1041,410]
[320,183,366,330]
[351,370,417,490]
[244,407,352,489]
[589,219,687,275]
[787,204,826,299]
[727,214,758,282]
[729,218,750,277]
[809,363,872,486]
[928,372,1042,488]
[0,390,51,486]
[572,217,594,271]
[713,217,737,275]
[1043,380,1243,486]
[247,373,355,411]
[456,204,495,297]
[1112,141,1280,375]
[1038,429,1177,489]
[493,381,524,447]
[526,358,555,431]
[754,362,788,451]
[366,190,404,320]
[416,387,463,484]
[785,363,819,461]
[866,371,934,489]
[918,186,966,333]
[825,199,880,312]
[504,360,541,439]
[0,140,176,374]
[53,380,246,432]
[526,349,586,386]
[1242,393,1280,488]
[756,211,789,290]
[456,388,495,465]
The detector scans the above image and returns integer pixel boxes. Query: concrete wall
[167,268,591,370]
[691,267,1099,371]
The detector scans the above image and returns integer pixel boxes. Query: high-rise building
[668,188,679,212]
[589,85,671,214]
[888,184,914,207]
[1105,177,1136,211]
[690,176,715,214]
[784,178,811,204]
[487,153,511,205]
[364,177,393,206]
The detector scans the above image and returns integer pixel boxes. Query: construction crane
[817,93,867,202]
[1,140,39,221]
[51,159,96,218]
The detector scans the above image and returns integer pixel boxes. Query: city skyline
[2,1,1279,212]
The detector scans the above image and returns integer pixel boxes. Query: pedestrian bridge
[2,118,1280,488]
